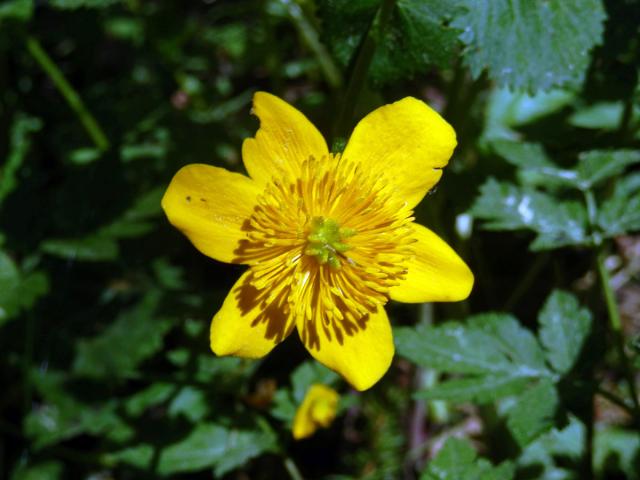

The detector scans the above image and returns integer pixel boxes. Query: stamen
[233,154,415,348]
[304,216,355,268]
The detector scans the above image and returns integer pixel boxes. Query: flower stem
[281,0,342,89]
[596,248,640,422]
[284,457,304,480]
[26,36,109,152]
[332,0,395,143]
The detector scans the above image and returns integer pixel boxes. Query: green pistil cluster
[305,216,356,268]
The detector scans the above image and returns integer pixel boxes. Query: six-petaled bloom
[161,92,473,391]
[292,384,339,440]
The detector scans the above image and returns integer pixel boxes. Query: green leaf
[598,173,640,236]
[270,389,298,425]
[490,140,581,189]
[98,187,164,239]
[506,379,559,448]
[104,17,145,44]
[518,419,640,479]
[123,187,165,220]
[68,147,102,165]
[594,427,640,479]
[271,361,339,425]
[0,0,33,22]
[152,258,186,290]
[0,114,42,206]
[538,290,592,375]
[102,444,154,470]
[203,24,248,60]
[25,371,133,448]
[10,461,63,480]
[0,250,49,325]
[194,355,259,388]
[39,188,163,261]
[318,0,461,85]
[422,437,474,480]
[421,437,514,480]
[569,102,640,130]
[317,0,376,68]
[27,400,134,446]
[370,0,462,84]
[125,383,175,417]
[397,314,547,376]
[168,386,208,423]
[397,314,549,403]
[492,145,640,192]
[470,179,589,250]
[518,415,585,479]
[484,88,574,141]
[157,423,277,476]
[491,140,555,170]
[291,361,339,403]
[73,291,172,379]
[454,0,606,92]
[48,0,121,9]
[575,150,640,190]
[40,235,118,261]
[120,143,167,163]
[416,375,530,404]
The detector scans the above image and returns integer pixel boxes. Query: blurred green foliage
[1,0,640,478]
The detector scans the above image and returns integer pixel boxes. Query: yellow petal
[210,270,296,358]
[342,97,456,208]
[389,223,474,303]
[297,306,394,391]
[242,92,329,185]
[161,164,260,264]
[292,384,339,440]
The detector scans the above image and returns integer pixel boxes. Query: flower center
[304,216,355,268]
[234,154,416,349]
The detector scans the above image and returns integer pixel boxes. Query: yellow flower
[162,92,473,391]
[292,384,339,440]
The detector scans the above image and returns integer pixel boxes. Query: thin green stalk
[332,0,395,143]
[618,94,634,140]
[596,248,640,422]
[443,58,465,121]
[583,190,598,236]
[282,0,342,89]
[284,457,304,480]
[596,386,635,415]
[443,69,488,151]
[503,253,549,311]
[617,41,639,141]
[584,398,594,480]
[26,36,109,151]
[23,312,34,415]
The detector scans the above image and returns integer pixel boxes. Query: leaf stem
[596,386,635,415]
[281,0,342,89]
[26,36,109,151]
[332,0,395,142]
[583,190,598,228]
[23,311,34,415]
[596,248,640,421]
[503,252,549,311]
[617,42,639,141]
[284,456,304,480]
[618,94,634,141]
